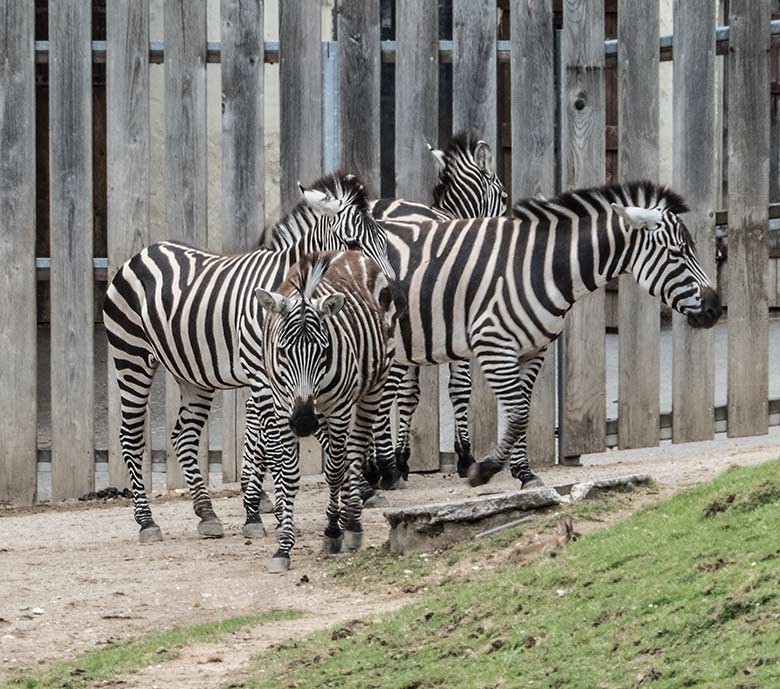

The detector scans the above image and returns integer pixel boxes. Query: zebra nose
[687,286,721,329]
[290,399,319,438]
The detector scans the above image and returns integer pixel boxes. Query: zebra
[102,173,393,543]
[371,181,721,488]
[378,132,508,486]
[255,251,399,571]
[260,131,508,496]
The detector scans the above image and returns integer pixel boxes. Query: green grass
[243,463,780,689]
[2,608,304,689]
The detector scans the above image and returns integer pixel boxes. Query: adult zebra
[261,131,508,496]
[102,173,393,543]
[373,181,721,488]
[256,252,399,570]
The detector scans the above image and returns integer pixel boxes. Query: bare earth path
[1,428,778,686]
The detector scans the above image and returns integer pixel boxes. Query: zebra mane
[268,172,369,250]
[431,129,487,208]
[513,181,690,218]
[291,252,333,301]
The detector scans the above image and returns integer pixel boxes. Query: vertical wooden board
[511,0,556,467]
[49,0,94,500]
[280,1,321,199]
[280,0,323,475]
[0,1,36,505]
[453,0,498,459]
[560,0,606,459]
[165,0,208,487]
[395,0,440,472]
[727,0,770,437]
[221,0,264,483]
[107,0,151,490]
[672,0,718,443]
[338,0,380,197]
[617,0,660,449]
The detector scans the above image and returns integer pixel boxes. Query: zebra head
[297,173,395,279]
[613,201,721,328]
[429,131,508,218]
[256,255,345,438]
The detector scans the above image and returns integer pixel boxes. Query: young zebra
[375,181,721,488]
[255,252,399,571]
[102,173,393,542]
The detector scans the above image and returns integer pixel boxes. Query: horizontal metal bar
[36,258,108,269]
[33,20,780,66]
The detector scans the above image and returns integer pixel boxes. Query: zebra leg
[170,382,223,538]
[342,388,385,552]
[239,395,269,538]
[267,421,301,573]
[113,349,160,542]
[370,362,405,490]
[322,417,349,553]
[394,366,420,483]
[448,361,475,477]
[466,349,547,489]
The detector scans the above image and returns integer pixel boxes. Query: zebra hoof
[343,529,363,552]
[259,490,274,514]
[363,491,389,509]
[521,475,545,490]
[467,459,502,487]
[268,555,291,574]
[323,534,343,554]
[242,519,267,539]
[138,523,163,544]
[197,518,224,539]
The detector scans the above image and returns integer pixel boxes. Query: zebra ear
[474,140,494,173]
[611,204,663,229]
[315,293,346,318]
[426,142,447,171]
[255,288,288,314]
[299,183,340,216]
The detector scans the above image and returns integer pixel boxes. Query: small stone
[556,589,567,597]
[18,606,29,612]
[483,638,505,654]
[297,574,310,586]
[32,608,45,615]
[155,647,167,655]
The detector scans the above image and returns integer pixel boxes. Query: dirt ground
[1,429,779,687]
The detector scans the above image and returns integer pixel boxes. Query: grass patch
[2,608,304,689]
[245,463,780,689]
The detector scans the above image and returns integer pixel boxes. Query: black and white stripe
[255,252,398,568]
[102,173,392,543]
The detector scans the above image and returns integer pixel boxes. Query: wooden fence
[1,0,778,505]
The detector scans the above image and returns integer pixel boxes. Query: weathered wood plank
[0,1,37,505]
[726,0,770,437]
[617,0,660,449]
[511,0,556,468]
[221,0,265,483]
[280,0,323,475]
[49,0,94,500]
[164,0,208,487]
[107,0,151,490]
[338,0,380,197]
[560,0,606,460]
[453,0,498,460]
[395,0,440,472]
[220,0,256,485]
[509,0,556,467]
[672,0,718,443]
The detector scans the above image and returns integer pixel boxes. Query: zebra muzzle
[290,399,320,437]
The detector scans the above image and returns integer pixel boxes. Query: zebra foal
[256,252,399,571]
[102,174,393,543]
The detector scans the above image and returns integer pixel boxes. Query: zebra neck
[566,215,633,304]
